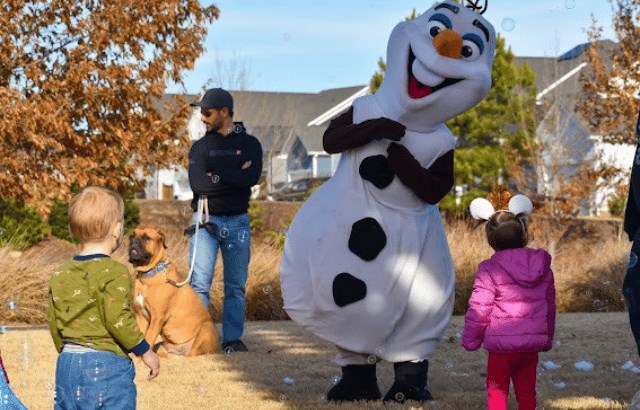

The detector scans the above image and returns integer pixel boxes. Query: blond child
[48,186,159,409]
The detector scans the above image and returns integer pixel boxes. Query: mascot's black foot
[326,364,381,402]
[383,361,434,403]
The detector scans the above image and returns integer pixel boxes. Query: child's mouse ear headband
[469,194,533,221]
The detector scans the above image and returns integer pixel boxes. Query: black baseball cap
[190,88,234,111]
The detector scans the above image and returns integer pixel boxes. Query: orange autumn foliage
[0,1,219,215]
[579,0,640,144]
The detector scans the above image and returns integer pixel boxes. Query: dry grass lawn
[0,200,636,409]
[2,313,639,410]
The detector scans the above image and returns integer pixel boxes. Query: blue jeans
[189,212,251,343]
[0,361,27,409]
[54,350,136,410]
[624,229,640,356]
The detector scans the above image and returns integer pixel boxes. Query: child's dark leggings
[623,234,640,356]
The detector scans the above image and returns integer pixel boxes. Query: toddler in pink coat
[462,193,555,410]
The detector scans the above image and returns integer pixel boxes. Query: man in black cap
[624,109,640,357]
[186,88,263,353]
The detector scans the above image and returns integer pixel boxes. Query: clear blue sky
[166,0,616,94]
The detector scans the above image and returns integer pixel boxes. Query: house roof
[515,40,618,107]
[168,85,365,155]
[161,40,619,157]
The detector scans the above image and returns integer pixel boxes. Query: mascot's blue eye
[426,20,448,38]
[461,38,482,61]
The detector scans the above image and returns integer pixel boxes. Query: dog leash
[172,196,207,287]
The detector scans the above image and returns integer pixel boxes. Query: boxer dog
[128,227,220,356]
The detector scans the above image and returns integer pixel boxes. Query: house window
[315,156,332,178]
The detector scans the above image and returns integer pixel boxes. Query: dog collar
[141,262,170,278]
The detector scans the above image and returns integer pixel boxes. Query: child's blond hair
[68,186,124,243]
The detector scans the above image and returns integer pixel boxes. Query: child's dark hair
[485,211,528,251]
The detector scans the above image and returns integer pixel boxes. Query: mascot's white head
[374,0,496,132]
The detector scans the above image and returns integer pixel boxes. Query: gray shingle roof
[169,85,364,154]
[516,40,619,133]
[163,40,619,154]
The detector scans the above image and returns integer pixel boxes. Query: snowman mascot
[280,0,496,403]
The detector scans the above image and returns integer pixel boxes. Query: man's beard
[206,117,224,133]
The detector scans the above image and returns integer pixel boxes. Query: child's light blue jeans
[0,358,27,409]
[54,346,136,409]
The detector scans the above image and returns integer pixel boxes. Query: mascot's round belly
[280,130,456,362]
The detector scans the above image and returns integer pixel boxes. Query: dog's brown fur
[128,227,220,356]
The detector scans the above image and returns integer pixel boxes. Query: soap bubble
[367,355,377,364]
[54,388,63,404]
[22,340,29,369]
[283,33,292,41]
[86,360,109,382]
[501,18,516,32]
[565,0,576,9]
[332,375,340,385]
[96,392,106,407]
[74,386,83,401]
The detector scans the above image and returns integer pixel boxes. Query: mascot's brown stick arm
[387,142,454,205]
[323,107,406,154]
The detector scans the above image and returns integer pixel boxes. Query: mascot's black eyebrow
[435,3,489,42]
[434,3,460,14]
[473,20,490,42]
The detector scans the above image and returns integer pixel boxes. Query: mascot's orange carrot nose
[433,29,462,59]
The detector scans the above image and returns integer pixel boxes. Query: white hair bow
[469,194,533,221]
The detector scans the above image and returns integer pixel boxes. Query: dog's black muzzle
[128,238,152,265]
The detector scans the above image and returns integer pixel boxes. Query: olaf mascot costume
[280,0,496,403]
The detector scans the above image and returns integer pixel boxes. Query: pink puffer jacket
[462,247,555,353]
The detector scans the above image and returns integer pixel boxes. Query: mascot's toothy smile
[407,47,462,99]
